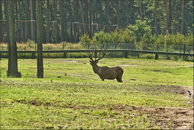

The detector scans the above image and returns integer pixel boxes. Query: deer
[89,49,124,82]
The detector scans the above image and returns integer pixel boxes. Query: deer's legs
[116,76,123,82]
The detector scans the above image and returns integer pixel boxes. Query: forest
[0,0,193,44]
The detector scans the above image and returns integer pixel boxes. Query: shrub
[80,34,91,48]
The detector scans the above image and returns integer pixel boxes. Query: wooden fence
[0,49,193,60]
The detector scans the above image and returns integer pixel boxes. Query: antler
[89,49,95,61]
[96,49,108,61]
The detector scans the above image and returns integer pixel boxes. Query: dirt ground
[135,85,193,129]
[14,85,193,129]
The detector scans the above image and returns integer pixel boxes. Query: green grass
[0,58,193,129]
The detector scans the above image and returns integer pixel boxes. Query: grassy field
[0,58,193,129]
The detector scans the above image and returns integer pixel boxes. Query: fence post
[185,45,188,59]
[48,47,49,58]
[155,47,159,60]
[125,51,128,58]
[64,51,66,58]
[87,43,90,50]
[137,44,139,58]
[69,47,71,58]
[115,43,116,57]
[180,46,181,58]
[183,44,186,59]
[32,52,35,59]
[24,47,26,58]
[155,53,158,60]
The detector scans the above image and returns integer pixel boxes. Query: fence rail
[0,49,193,60]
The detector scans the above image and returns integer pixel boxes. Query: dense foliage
[81,20,193,47]
[0,0,193,43]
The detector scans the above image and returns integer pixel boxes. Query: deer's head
[89,49,108,70]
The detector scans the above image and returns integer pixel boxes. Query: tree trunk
[138,0,143,20]
[0,0,3,43]
[111,0,114,31]
[64,1,67,42]
[79,0,85,35]
[19,1,23,42]
[117,0,119,27]
[3,0,8,43]
[46,0,50,43]
[42,0,45,43]
[30,0,34,41]
[68,0,73,43]
[126,0,128,26]
[105,0,108,32]
[7,0,19,77]
[59,0,64,42]
[25,0,29,42]
[73,0,78,42]
[54,0,58,43]
[89,0,92,38]
[32,0,36,22]
[99,0,102,30]
[84,0,89,35]
[36,0,43,78]
[165,0,168,32]
[181,0,184,34]
[15,0,19,42]
[92,0,96,34]
[155,0,157,35]
[169,0,172,34]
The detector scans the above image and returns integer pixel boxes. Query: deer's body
[92,65,123,82]
[89,49,124,82]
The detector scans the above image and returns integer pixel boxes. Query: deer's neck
[92,65,100,74]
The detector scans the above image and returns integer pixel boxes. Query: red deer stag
[89,49,124,82]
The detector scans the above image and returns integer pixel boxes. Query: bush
[80,34,91,48]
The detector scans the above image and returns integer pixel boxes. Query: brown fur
[89,49,124,82]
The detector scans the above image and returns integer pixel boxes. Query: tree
[46,0,50,43]
[105,0,109,32]
[59,0,64,42]
[64,1,67,42]
[111,0,114,31]
[117,0,119,26]
[0,0,3,43]
[89,0,92,38]
[84,0,89,34]
[169,0,172,34]
[15,0,19,42]
[126,0,128,26]
[25,0,29,42]
[73,0,78,42]
[181,0,184,34]
[165,0,168,32]
[30,0,34,41]
[3,0,8,44]
[54,0,58,43]
[138,0,143,20]
[36,0,43,78]
[7,0,20,77]
[79,0,85,35]
[68,0,73,43]
[154,0,157,35]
